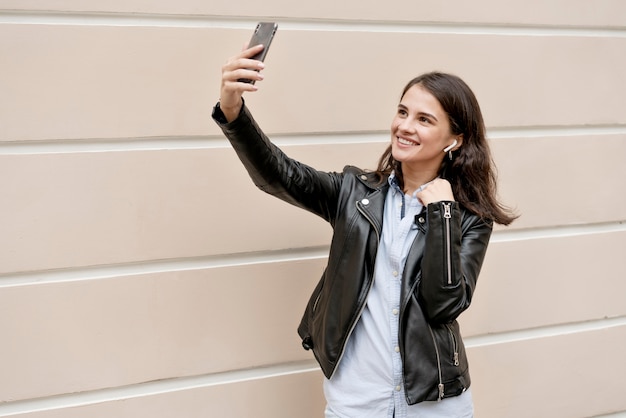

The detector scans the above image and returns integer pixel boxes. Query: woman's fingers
[223,66,265,84]
[416,178,455,206]
[242,43,265,56]
[222,46,265,86]
[223,45,265,75]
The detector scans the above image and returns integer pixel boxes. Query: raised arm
[213,47,343,223]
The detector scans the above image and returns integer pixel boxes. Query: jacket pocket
[434,322,464,370]
[427,321,467,400]
[426,324,445,400]
[298,274,326,350]
[445,323,460,367]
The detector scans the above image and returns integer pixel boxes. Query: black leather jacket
[213,102,493,405]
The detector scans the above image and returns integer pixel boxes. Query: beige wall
[1,2,625,417]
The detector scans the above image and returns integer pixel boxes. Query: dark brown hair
[376,72,518,225]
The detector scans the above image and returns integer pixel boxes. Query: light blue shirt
[323,174,473,418]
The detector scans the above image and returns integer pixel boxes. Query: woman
[213,44,517,418]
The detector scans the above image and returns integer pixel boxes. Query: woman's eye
[419,116,430,123]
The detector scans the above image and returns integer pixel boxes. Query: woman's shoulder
[341,166,387,187]
[342,165,382,179]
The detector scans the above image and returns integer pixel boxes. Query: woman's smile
[396,136,420,146]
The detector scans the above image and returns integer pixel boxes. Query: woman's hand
[219,44,266,122]
[416,178,455,206]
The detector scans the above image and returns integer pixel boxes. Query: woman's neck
[401,167,439,195]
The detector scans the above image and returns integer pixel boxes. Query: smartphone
[239,22,278,84]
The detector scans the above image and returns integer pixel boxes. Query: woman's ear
[453,135,463,151]
[443,136,463,162]
[443,138,458,153]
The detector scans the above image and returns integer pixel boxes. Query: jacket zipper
[443,202,452,285]
[427,325,445,401]
[446,324,460,366]
[329,200,380,379]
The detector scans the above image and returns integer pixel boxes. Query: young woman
[213,44,517,418]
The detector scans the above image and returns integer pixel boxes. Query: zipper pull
[443,202,451,219]
[438,383,445,401]
[454,352,459,366]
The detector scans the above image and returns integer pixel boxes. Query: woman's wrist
[218,98,243,123]
[219,104,242,123]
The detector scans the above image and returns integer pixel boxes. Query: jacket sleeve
[212,101,342,223]
[418,201,493,324]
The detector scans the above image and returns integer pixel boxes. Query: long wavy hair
[376,72,518,225]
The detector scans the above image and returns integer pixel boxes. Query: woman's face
[390,84,459,174]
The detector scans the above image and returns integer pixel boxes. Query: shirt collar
[388,171,439,197]
[388,172,403,195]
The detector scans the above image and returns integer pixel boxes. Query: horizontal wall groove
[0,316,623,416]
[487,124,626,139]
[0,246,331,288]
[1,220,624,287]
[0,135,231,155]
[0,359,320,417]
[491,220,626,243]
[0,10,625,37]
[465,315,626,348]
[1,124,625,155]
[591,411,626,418]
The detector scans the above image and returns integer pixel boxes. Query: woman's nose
[398,118,415,133]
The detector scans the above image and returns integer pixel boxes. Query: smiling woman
[213,45,518,418]
[377,72,518,226]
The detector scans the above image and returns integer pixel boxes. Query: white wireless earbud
[443,139,458,153]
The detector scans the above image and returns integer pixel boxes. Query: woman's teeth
[397,137,417,146]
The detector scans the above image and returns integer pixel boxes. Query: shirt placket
[389,191,416,417]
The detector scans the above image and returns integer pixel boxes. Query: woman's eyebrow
[398,103,439,121]
[417,111,438,121]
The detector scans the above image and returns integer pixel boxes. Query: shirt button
[395,385,402,391]
[392,308,399,315]
[395,346,400,353]
[392,271,398,277]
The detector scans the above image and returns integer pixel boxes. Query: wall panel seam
[0,360,320,417]
[1,125,625,155]
[0,11,625,36]
[1,221,625,286]
[465,315,626,348]
[0,317,624,416]
[0,246,330,287]
[490,220,626,243]
[592,412,626,418]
